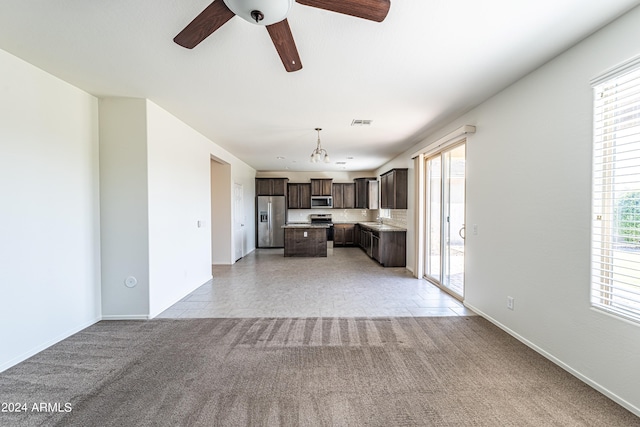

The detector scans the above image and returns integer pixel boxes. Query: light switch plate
[507,296,514,310]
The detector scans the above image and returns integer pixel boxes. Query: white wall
[0,49,101,371]
[146,101,216,317]
[99,98,257,318]
[382,6,640,414]
[99,98,150,318]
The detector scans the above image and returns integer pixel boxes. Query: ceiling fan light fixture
[250,10,264,23]
[175,0,390,72]
[223,0,293,26]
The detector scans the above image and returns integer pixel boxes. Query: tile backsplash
[380,209,408,228]
[287,209,407,227]
[288,209,376,223]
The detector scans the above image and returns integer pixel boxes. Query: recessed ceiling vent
[351,119,372,126]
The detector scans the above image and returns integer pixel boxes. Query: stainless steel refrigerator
[257,196,286,248]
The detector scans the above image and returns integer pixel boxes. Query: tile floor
[157,247,477,318]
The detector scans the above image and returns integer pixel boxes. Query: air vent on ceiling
[336,161,347,165]
[351,119,372,126]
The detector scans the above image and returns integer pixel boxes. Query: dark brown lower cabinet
[357,224,406,267]
[333,223,356,247]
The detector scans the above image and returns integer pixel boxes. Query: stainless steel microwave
[311,196,333,208]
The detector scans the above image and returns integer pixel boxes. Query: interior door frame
[210,156,233,265]
[233,182,244,262]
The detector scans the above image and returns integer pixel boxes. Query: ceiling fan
[173,0,390,72]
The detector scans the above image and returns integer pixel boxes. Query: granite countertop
[283,221,405,231]
[357,222,407,232]
[282,223,330,229]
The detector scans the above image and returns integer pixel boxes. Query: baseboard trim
[464,302,640,417]
[101,314,149,320]
[0,316,101,373]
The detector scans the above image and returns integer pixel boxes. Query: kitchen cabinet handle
[268,203,271,232]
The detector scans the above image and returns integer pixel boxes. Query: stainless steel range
[310,214,333,241]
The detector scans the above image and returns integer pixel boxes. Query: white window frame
[590,55,640,324]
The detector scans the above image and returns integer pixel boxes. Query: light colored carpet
[0,317,637,426]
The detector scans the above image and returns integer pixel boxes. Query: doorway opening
[210,157,232,265]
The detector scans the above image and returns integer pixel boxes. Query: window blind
[591,59,640,323]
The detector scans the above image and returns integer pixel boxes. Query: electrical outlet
[507,296,514,310]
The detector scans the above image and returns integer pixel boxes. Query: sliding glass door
[424,143,466,299]
[426,156,442,283]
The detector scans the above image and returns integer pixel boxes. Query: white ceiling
[1,1,639,172]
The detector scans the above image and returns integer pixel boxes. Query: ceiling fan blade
[174,1,235,49]
[266,19,303,72]
[296,0,390,22]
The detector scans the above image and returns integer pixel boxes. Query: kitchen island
[282,223,329,257]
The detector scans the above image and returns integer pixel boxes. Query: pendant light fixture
[309,128,331,163]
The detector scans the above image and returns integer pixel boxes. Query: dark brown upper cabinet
[310,179,333,196]
[380,168,408,209]
[332,183,355,209]
[354,178,378,209]
[287,183,311,209]
[256,178,288,196]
